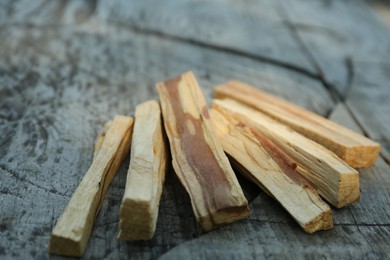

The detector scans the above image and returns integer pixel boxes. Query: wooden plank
[330,104,390,225]
[210,109,332,233]
[322,102,390,227]
[342,61,390,164]
[282,0,390,92]
[49,115,133,256]
[1,0,389,258]
[212,99,359,208]
[380,142,390,165]
[0,23,334,117]
[328,103,363,135]
[118,100,168,240]
[214,81,380,168]
[94,0,316,74]
[159,222,390,259]
[0,0,98,26]
[157,71,250,231]
[346,61,390,152]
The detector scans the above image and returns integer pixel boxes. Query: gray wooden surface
[1,0,390,259]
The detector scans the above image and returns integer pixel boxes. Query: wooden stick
[157,71,250,231]
[118,100,168,240]
[215,81,381,168]
[210,109,333,233]
[49,115,134,256]
[212,99,359,208]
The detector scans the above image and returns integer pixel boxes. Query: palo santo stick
[212,99,359,208]
[157,71,250,231]
[118,100,168,240]
[210,109,333,233]
[49,115,134,256]
[215,81,381,168]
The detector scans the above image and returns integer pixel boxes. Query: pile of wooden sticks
[49,71,380,256]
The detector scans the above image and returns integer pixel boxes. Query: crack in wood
[108,20,321,81]
[248,218,390,227]
[379,152,390,166]
[348,207,377,254]
[343,57,354,101]
[277,5,322,75]
[277,2,344,104]
[1,1,389,257]
[1,20,333,99]
[247,219,290,224]
[0,164,68,197]
[332,101,390,166]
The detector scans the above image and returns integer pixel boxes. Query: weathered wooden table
[1,0,390,259]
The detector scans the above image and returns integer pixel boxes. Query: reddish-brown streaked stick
[210,108,333,233]
[157,71,250,231]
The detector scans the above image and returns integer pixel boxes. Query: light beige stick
[49,115,134,256]
[210,109,333,233]
[118,100,168,240]
[157,71,250,231]
[215,81,380,168]
[212,99,359,208]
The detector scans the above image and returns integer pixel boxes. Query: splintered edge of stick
[49,115,134,257]
[118,100,168,240]
[214,81,381,168]
[209,109,333,233]
[212,99,359,208]
[156,71,250,231]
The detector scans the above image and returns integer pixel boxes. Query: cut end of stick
[49,235,84,257]
[118,200,155,241]
[199,205,251,232]
[336,172,360,208]
[344,143,381,168]
[303,208,333,233]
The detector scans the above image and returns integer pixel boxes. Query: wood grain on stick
[210,109,333,233]
[212,99,359,208]
[118,100,168,240]
[157,71,250,231]
[215,81,381,168]
[49,115,134,256]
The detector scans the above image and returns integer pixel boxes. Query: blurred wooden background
[0,0,389,258]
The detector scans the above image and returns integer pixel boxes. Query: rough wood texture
[118,100,168,240]
[49,115,133,256]
[157,71,250,231]
[215,81,381,168]
[282,0,390,94]
[212,99,359,208]
[347,61,390,164]
[210,109,332,233]
[1,0,390,258]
